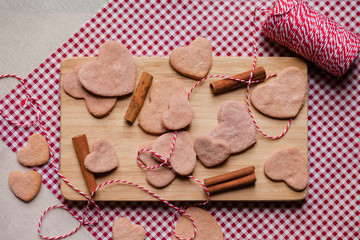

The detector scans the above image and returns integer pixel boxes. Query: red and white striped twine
[12,0,358,236]
[0,74,209,240]
[0,68,286,239]
[262,0,360,76]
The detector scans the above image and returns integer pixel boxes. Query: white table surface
[0,1,108,239]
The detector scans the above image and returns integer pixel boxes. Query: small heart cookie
[17,133,49,167]
[79,41,136,97]
[8,171,42,202]
[194,135,231,167]
[264,147,308,191]
[209,101,256,154]
[62,63,117,117]
[138,142,176,188]
[162,95,193,131]
[169,38,212,80]
[138,79,187,135]
[151,131,196,176]
[84,138,119,173]
[112,217,146,240]
[173,206,223,240]
[250,66,307,119]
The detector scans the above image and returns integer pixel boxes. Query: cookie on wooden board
[264,147,308,191]
[17,133,49,167]
[250,66,307,119]
[62,63,117,117]
[112,217,146,240]
[209,100,257,154]
[79,41,136,97]
[138,142,176,188]
[8,170,42,202]
[162,95,193,131]
[151,131,196,176]
[173,206,223,240]
[169,37,212,80]
[84,138,119,173]
[193,135,231,167]
[138,79,191,135]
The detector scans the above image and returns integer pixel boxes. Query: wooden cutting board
[60,56,308,201]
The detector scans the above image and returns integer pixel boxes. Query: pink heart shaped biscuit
[8,171,42,202]
[264,147,308,191]
[112,217,146,240]
[170,37,212,80]
[173,206,223,240]
[17,133,49,167]
[163,95,193,131]
[209,100,256,154]
[62,64,117,117]
[138,79,188,135]
[250,66,307,119]
[84,138,119,173]
[194,135,231,167]
[79,41,136,97]
[151,131,196,176]
[138,142,176,188]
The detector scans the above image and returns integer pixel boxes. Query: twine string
[262,0,360,76]
[0,5,297,237]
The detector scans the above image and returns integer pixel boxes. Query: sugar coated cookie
[62,63,117,117]
[194,135,231,167]
[209,100,256,154]
[79,41,136,97]
[112,217,146,240]
[173,206,223,240]
[8,170,42,202]
[17,133,49,167]
[250,66,307,119]
[170,37,212,80]
[138,142,176,188]
[151,131,196,176]
[264,147,308,191]
[84,138,119,173]
[138,79,189,135]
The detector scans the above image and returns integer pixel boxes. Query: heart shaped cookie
[194,135,231,167]
[151,131,196,176]
[209,100,256,154]
[163,95,193,131]
[138,79,188,135]
[169,37,212,80]
[79,41,136,97]
[112,217,146,240]
[8,171,42,202]
[84,138,119,173]
[250,66,307,119]
[17,133,49,167]
[138,142,176,188]
[173,206,223,240]
[264,147,308,191]
[62,63,117,117]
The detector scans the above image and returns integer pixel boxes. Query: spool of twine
[262,0,360,76]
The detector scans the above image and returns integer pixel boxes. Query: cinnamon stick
[207,173,256,195]
[124,72,153,124]
[204,166,255,187]
[72,134,97,195]
[210,66,266,94]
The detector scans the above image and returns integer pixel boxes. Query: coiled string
[262,0,360,76]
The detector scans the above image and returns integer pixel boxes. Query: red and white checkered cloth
[1,0,359,239]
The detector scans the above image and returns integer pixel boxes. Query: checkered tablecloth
[1,0,359,239]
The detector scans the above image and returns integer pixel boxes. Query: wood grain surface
[60,56,308,201]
